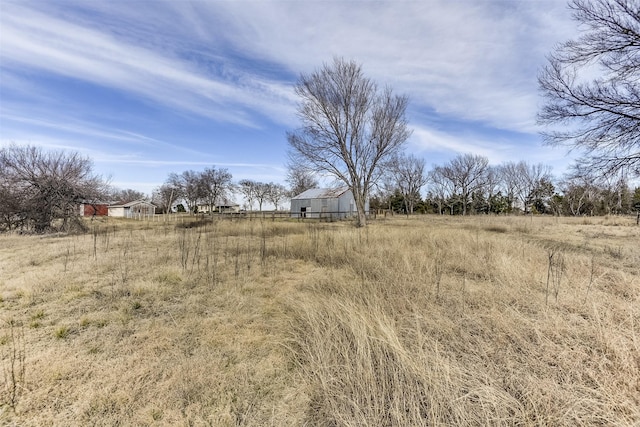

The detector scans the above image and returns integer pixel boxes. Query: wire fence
[119,211,378,223]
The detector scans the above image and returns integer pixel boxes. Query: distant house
[217,204,241,214]
[108,200,156,218]
[290,187,368,219]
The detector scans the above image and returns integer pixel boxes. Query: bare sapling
[1,320,26,412]
[583,255,597,304]
[190,229,202,274]
[546,249,565,306]
[433,248,444,301]
[177,228,190,272]
[118,236,131,286]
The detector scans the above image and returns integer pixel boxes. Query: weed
[29,321,41,329]
[156,271,182,286]
[31,310,45,320]
[55,326,69,339]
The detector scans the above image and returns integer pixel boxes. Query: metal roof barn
[290,187,368,219]
[108,200,156,218]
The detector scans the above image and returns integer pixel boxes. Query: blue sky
[1,0,579,195]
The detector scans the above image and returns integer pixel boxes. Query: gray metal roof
[291,187,350,200]
[109,199,156,208]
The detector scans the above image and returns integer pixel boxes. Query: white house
[108,200,156,218]
[290,187,368,219]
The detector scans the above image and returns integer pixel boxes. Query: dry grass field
[1,214,639,426]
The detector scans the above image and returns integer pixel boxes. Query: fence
[117,211,376,223]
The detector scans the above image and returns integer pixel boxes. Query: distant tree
[388,153,428,214]
[483,166,502,214]
[199,167,233,213]
[111,188,146,203]
[152,183,180,214]
[538,0,640,178]
[529,177,555,214]
[497,162,521,213]
[560,174,598,216]
[388,189,408,213]
[549,193,565,216]
[0,144,107,233]
[440,154,490,215]
[266,183,288,211]
[252,182,270,211]
[596,173,631,214]
[497,161,553,214]
[285,161,319,197]
[238,179,257,211]
[370,175,397,212]
[171,170,202,214]
[519,162,554,215]
[428,166,455,215]
[488,192,510,214]
[0,179,23,231]
[287,58,411,227]
[632,187,640,211]
[471,190,489,215]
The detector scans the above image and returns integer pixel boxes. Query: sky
[1,0,581,196]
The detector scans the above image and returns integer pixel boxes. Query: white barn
[108,200,156,218]
[290,187,368,219]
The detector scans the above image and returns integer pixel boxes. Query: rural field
[1,214,639,426]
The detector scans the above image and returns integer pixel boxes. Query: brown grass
[1,214,638,425]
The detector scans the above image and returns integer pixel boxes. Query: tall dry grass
[0,214,638,425]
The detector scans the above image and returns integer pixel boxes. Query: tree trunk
[354,192,367,227]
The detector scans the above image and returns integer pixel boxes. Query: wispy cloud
[1,2,295,127]
[2,113,159,146]
[2,1,573,134]
[185,0,574,133]
[410,125,514,163]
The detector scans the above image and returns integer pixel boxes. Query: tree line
[150,168,310,214]
[373,153,640,216]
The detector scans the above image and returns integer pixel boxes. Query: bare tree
[538,0,640,177]
[389,153,428,214]
[428,166,455,215]
[152,183,179,214]
[285,161,319,197]
[287,58,411,226]
[505,161,554,214]
[111,188,146,203]
[0,145,107,233]
[497,162,522,213]
[199,167,233,213]
[267,183,288,211]
[253,182,270,211]
[441,154,490,215]
[238,179,257,211]
[171,170,203,214]
[484,166,502,214]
